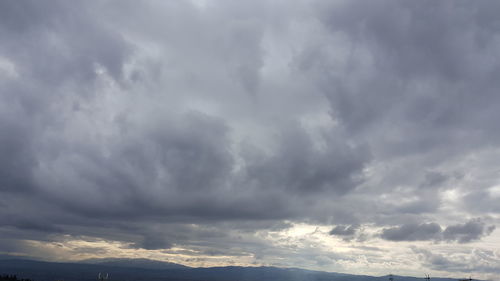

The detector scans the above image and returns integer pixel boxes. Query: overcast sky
[1,0,500,279]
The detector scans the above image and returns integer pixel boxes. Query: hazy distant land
[0,258,472,281]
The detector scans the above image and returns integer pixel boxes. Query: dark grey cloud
[243,125,369,195]
[381,219,495,243]
[381,223,442,242]
[0,0,368,228]
[463,190,500,214]
[419,171,450,190]
[311,0,500,157]
[329,224,359,236]
[442,219,496,244]
[0,117,36,193]
[0,1,129,85]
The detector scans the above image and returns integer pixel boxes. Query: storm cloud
[381,223,442,242]
[1,0,500,279]
[381,219,495,243]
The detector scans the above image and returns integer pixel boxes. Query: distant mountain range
[0,258,468,281]
[80,258,189,270]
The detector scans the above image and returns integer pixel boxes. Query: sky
[1,0,500,279]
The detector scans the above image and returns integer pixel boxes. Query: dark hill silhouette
[0,274,33,281]
[80,258,188,270]
[0,258,469,281]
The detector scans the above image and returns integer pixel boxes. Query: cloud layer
[381,219,496,243]
[1,0,500,279]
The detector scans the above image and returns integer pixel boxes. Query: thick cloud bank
[381,219,495,243]
[1,0,500,279]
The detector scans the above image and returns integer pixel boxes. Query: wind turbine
[98,273,109,281]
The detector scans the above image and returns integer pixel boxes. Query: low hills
[0,258,465,281]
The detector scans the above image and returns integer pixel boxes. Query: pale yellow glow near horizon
[7,222,499,280]
[21,238,255,268]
